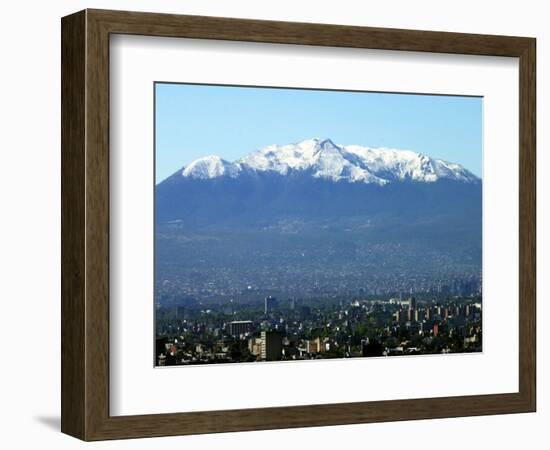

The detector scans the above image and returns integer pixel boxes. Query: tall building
[264,296,278,314]
[394,310,401,322]
[248,337,262,356]
[405,296,417,322]
[425,307,431,320]
[260,331,282,361]
[306,337,324,354]
[227,320,253,337]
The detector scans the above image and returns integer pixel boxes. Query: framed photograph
[61,9,536,441]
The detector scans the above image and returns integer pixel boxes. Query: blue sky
[155,83,482,183]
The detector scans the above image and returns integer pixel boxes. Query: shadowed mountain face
[155,139,481,302]
[156,171,481,231]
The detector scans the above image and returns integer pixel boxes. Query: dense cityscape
[155,222,482,304]
[155,287,482,365]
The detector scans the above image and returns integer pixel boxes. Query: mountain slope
[156,138,481,229]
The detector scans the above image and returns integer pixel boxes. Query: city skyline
[156,293,482,366]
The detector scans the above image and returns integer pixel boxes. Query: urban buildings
[265,296,278,314]
[260,330,283,361]
[227,320,253,337]
[155,294,482,366]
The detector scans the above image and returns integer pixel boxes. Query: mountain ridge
[165,138,480,186]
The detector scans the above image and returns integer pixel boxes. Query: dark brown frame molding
[61,9,536,441]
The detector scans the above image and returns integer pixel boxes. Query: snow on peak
[182,155,241,180]
[238,138,322,174]
[235,138,386,184]
[342,144,478,183]
[179,139,479,185]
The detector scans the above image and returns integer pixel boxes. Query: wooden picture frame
[61,9,536,441]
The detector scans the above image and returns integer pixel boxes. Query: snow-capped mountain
[179,138,479,185]
[157,137,482,231]
[182,155,242,180]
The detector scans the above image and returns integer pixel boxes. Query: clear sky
[155,82,482,183]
